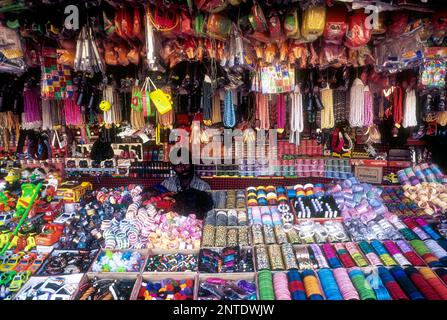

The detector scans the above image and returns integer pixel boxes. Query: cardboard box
[354,166,383,184]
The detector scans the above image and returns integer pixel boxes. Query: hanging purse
[148,6,179,33]
[284,9,301,39]
[147,77,173,115]
[206,13,232,41]
[196,0,228,13]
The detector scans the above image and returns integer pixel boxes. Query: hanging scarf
[333,89,347,125]
[157,109,174,128]
[103,85,122,125]
[256,93,270,130]
[64,98,82,127]
[202,77,213,126]
[42,100,53,130]
[212,92,222,124]
[277,94,286,133]
[363,85,373,127]
[384,86,403,127]
[223,90,236,128]
[321,86,334,129]
[403,88,417,128]
[289,89,304,145]
[23,88,42,129]
[349,78,365,127]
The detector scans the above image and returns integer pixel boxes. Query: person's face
[173,163,193,177]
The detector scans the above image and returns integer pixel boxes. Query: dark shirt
[161,175,211,192]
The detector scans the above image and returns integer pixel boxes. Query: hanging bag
[301,6,326,42]
[139,77,153,117]
[147,77,173,115]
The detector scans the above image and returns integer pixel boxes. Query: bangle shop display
[1,0,447,301]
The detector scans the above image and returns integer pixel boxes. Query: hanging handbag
[206,13,232,40]
[148,6,179,33]
[284,9,301,39]
[147,77,173,115]
[139,77,153,117]
[196,0,228,13]
[301,6,326,42]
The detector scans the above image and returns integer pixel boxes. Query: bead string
[276,94,286,133]
[289,89,304,145]
[363,85,373,127]
[349,78,365,127]
[320,85,334,129]
[402,88,417,128]
[223,90,236,128]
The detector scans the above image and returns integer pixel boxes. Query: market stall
[0,0,447,301]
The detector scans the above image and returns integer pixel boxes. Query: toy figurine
[4,168,21,185]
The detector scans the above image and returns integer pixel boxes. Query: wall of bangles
[0,0,447,301]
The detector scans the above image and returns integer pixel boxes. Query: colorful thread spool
[358,241,383,266]
[378,266,409,300]
[322,244,342,268]
[333,267,359,300]
[395,240,426,266]
[310,244,329,269]
[425,239,447,265]
[383,241,411,266]
[348,268,376,300]
[273,272,292,300]
[405,267,441,300]
[287,270,306,300]
[370,240,398,266]
[390,266,424,300]
[302,269,324,300]
[345,242,369,267]
[317,268,343,300]
[410,239,443,267]
[258,270,275,300]
[333,243,356,268]
[418,267,447,300]
[415,218,442,240]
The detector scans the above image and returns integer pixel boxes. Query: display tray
[88,249,149,274]
[74,273,140,300]
[198,246,255,274]
[196,273,258,301]
[143,249,199,273]
[14,274,84,300]
[35,249,99,276]
[136,272,198,300]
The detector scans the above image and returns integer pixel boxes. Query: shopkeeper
[161,148,211,193]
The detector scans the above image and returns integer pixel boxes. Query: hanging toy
[284,9,301,39]
[345,11,372,50]
[99,100,111,112]
[267,9,283,42]
[301,6,326,42]
[323,5,347,45]
[74,26,105,74]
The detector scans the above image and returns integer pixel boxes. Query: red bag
[121,7,134,39]
[387,11,408,38]
[133,7,143,40]
[345,11,371,50]
[267,9,283,41]
[323,5,347,45]
[195,0,228,13]
[433,10,447,39]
